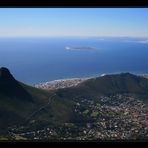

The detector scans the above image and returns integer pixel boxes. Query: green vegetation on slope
[55,73,148,103]
[0,67,148,137]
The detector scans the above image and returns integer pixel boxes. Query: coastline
[34,73,148,91]
[34,77,90,90]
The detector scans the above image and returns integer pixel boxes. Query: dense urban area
[8,93,148,140]
[34,78,88,90]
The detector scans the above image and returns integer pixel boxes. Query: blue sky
[0,8,148,37]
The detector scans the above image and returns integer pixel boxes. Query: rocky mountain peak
[0,67,14,80]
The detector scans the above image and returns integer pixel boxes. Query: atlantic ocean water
[0,37,148,85]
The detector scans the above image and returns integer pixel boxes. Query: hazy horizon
[0,8,148,37]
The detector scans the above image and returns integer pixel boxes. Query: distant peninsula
[140,40,148,43]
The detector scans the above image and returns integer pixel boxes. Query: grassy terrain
[0,68,148,137]
[55,73,148,104]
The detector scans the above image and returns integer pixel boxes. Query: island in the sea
[65,46,97,51]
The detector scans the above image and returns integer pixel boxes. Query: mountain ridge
[55,72,148,103]
[0,67,148,139]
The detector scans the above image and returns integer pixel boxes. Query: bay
[0,37,148,85]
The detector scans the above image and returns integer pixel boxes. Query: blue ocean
[0,37,148,85]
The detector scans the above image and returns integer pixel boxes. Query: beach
[34,77,90,90]
[34,73,148,91]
